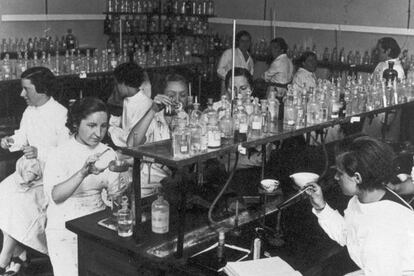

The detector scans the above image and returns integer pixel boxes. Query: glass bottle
[383,61,398,87]
[1,54,11,80]
[189,120,202,155]
[151,193,170,234]
[260,100,271,134]
[233,99,248,142]
[329,89,341,119]
[172,122,190,158]
[249,104,262,139]
[217,94,230,119]
[284,93,296,126]
[319,93,329,122]
[201,98,217,126]
[207,121,221,148]
[117,196,133,237]
[219,109,233,141]
[190,101,203,122]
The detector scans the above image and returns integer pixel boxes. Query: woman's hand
[154,94,173,107]
[80,154,106,177]
[0,136,13,149]
[22,146,38,159]
[305,182,326,210]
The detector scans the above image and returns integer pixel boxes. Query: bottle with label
[151,193,170,234]
[260,100,271,133]
[329,89,341,119]
[117,196,133,237]
[172,122,190,158]
[233,99,248,143]
[219,108,233,141]
[189,120,202,155]
[249,103,262,139]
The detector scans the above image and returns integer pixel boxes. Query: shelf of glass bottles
[104,13,213,37]
[0,47,210,82]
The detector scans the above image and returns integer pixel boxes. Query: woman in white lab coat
[306,137,414,276]
[43,98,121,276]
[217,30,254,90]
[0,67,68,275]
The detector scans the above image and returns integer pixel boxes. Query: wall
[0,0,106,49]
[211,0,414,58]
[1,0,414,63]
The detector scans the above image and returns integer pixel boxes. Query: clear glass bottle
[190,101,203,122]
[284,93,296,126]
[201,98,218,126]
[117,196,133,237]
[189,120,202,155]
[151,193,170,234]
[249,104,262,139]
[1,54,11,80]
[172,122,190,158]
[260,99,271,133]
[219,109,233,141]
[207,122,221,148]
[217,95,230,119]
[233,99,248,142]
[307,88,320,124]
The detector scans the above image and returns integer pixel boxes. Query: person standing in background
[262,37,294,86]
[292,51,318,90]
[107,62,153,148]
[373,37,405,80]
[217,30,254,92]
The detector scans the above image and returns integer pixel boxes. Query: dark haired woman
[262,37,294,85]
[374,37,405,81]
[292,51,318,90]
[306,137,414,275]
[217,30,254,82]
[0,67,69,275]
[43,97,121,276]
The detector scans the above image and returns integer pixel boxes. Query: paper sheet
[224,256,302,276]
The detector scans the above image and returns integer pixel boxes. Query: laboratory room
[1,0,414,275]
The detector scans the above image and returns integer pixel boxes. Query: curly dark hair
[21,67,55,96]
[270,37,288,53]
[378,37,401,59]
[335,136,396,191]
[235,30,251,47]
[225,67,253,91]
[113,62,145,89]
[66,97,108,135]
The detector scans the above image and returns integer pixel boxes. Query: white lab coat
[108,90,153,147]
[217,48,254,80]
[374,58,405,81]
[263,53,294,84]
[292,67,317,90]
[313,196,414,276]
[43,137,120,276]
[0,97,68,254]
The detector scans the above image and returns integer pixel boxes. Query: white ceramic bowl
[260,179,280,192]
[290,172,319,188]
